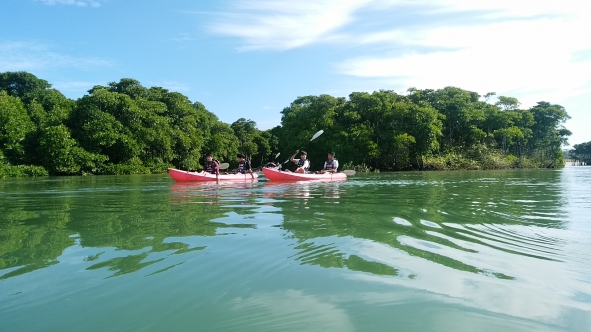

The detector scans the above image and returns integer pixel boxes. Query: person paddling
[287,149,310,173]
[236,153,255,179]
[318,150,339,174]
[203,153,220,184]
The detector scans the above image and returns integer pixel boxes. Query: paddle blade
[310,130,324,141]
[219,163,230,170]
[274,152,280,159]
[342,170,356,176]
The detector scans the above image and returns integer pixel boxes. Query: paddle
[219,163,230,170]
[256,152,281,172]
[342,170,356,175]
[283,130,324,164]
[271,152,282,170]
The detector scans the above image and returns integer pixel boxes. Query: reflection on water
[1,169,590,331]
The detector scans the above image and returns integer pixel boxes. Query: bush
[0,165,49,178]
[422,155,447,170]
[479,152,513,170]
[513,157,540,169]
[342,161,375,173]
[342,161,354,171]
[423,153,479,170]
[423,149,547,171]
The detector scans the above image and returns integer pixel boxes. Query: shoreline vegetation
[0,71,578,179]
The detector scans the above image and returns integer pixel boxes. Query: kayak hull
[168,168,258,182]
[262,167,347,181]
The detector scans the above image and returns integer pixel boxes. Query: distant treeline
[570,141,591,163]
[0,71,571,177]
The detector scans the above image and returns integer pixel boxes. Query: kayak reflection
[263,181,342,200]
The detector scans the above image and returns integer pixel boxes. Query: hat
[237,153,245,158]
[300,150,307,155]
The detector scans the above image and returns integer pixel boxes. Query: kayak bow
[168,168,258,182]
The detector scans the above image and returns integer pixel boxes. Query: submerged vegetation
[0,71,571,177]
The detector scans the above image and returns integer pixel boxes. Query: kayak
[261,167,347,181]
[167,168,258,182]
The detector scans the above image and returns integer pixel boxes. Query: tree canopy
[0,71,572,177]
[275,88,570,171]
[570,141,591,163]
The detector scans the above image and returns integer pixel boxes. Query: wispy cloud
[208,0,374,51]
[208,0,591,107]
[0,41,112,72]
[37,0,104,7]
[336,2,591,106]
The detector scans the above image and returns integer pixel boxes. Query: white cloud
[208,0,591,106]
[370,0,583,17]
[338,8,591,108]
[37,0,103,7]
[207,0,591,142]
[208,0,590,51]
[208,0,374,51]
[0,41,112,72]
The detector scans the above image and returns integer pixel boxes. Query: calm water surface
[1,168,590,331]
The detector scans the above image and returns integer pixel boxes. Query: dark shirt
[237,160,251,174]
[204,161,219,175]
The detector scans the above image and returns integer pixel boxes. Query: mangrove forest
[0,71,573,178]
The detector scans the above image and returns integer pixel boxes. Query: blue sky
[2,0,590,146]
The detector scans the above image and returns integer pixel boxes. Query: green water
[1,168,590,331]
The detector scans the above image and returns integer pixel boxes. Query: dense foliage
[570,141,591,163]
[0,72,277,177]
[276,89,571,171]
[0,71,572,177]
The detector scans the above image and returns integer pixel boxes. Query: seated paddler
[287,149,310,173]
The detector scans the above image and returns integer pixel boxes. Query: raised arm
[290,150,300,163]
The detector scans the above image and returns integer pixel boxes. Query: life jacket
[324,159,337,170]
[204,160,219,174]
[298,159,310,172]
[237,160,250,174]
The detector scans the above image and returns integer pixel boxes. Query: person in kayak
[236,153,255,179]
[318,150,339,174]
[287,149,310,173]
[262,161,279,170]
[202,153,220,184]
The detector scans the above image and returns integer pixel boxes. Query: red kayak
[168,168,258,182]
[262,167,347,182]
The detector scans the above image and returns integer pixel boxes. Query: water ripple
[1,169,591,331]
